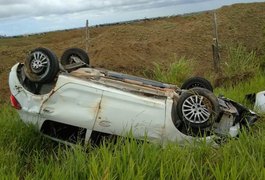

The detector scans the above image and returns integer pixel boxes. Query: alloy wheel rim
[182,95,212,124]
[30,51,50,74]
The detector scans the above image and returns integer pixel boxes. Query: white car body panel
[40,81,103,131]
[9,64,47,127]
[94,90,166,141]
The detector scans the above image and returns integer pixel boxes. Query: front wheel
[176,88,221,135]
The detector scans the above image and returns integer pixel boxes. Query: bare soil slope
[1,2,265,102]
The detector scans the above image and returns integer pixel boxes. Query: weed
[213,45,261,87]
[147,56,193,86]
[1,71,265,179]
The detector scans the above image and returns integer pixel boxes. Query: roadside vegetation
[0,85,264,179]
[148,44,263,88]
[0,45,265,179]
[212,45,261,87]
[147,56,193,86]
[223,45,259,78]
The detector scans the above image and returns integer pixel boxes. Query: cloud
[0,0,211,19]
[1,0,263,36]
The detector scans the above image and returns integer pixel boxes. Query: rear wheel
[24,47,59,83]
[61,48,89,72]
[176,88,220,135]
[181,77,213,92]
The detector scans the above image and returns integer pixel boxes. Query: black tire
[61,48,89,71]
[24,47,59,83]
[176,88,220,131]
[181,77,213,92]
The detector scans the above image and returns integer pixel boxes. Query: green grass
[210,45,263,87]
[215,72,265,103]
[222,45,260,78]
[147,45,262,88]
[147,56,193,86]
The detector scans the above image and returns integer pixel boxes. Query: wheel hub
[30,51,49,73]
[182,95,212,124]
[32,59,42,69]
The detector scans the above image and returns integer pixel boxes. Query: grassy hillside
[1,2,265,102]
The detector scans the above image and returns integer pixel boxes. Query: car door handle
[43,108,54,114]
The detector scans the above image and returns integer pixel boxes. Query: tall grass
[222,45,260,78]
[211,45,262,87]
[0,85,264,179]
[148,56,193,86]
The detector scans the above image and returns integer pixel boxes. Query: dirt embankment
[1,2,265,102]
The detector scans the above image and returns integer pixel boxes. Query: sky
[0,0,264,36]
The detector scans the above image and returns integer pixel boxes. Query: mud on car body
[9,47,259,145]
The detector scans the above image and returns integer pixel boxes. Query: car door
[93,90,166,142]
[40,79,103,137]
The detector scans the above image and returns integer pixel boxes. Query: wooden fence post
[212,12,221,73]
[86,20,89,54]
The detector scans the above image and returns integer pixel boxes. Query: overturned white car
[9,48,258,145]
